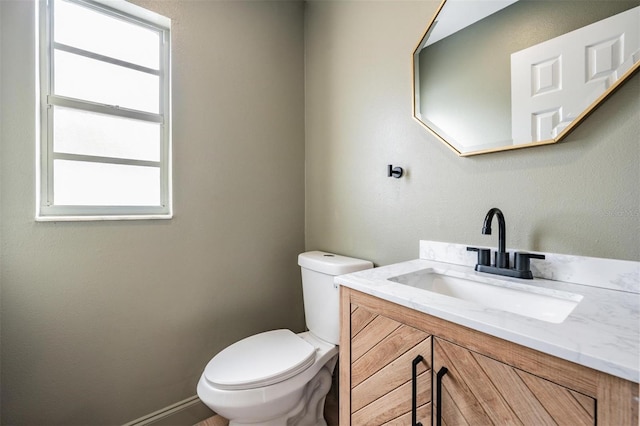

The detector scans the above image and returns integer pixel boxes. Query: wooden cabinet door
[349,305,432,425]
[433,337,596,426]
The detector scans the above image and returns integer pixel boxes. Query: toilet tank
[298,251,373,345]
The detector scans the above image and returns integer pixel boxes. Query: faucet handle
[467,246,491,266]
[514,252,546,272]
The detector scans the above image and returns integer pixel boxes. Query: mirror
[413,0,640,156]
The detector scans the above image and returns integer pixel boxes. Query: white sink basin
[388,268,582,323]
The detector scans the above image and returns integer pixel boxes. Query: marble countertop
[335,242,640,383]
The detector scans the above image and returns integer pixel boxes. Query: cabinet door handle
[436,366,449,426]
[412,355,424,426]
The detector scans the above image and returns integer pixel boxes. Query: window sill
[35,214,173,222]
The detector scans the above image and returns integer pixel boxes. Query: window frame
[37,0,172,221]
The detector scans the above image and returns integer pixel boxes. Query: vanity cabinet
[339,287,638,426]
[434,337,595,425]
[347,303,432,424]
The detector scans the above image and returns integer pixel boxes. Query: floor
[196,416,228,426]
[195,374,339,426]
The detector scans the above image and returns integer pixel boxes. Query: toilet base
[228,355,338,426]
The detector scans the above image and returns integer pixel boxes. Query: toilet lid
[204,329,316,390]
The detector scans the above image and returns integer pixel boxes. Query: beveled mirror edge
[412,0,640,157]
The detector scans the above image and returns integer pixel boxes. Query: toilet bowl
[197,251,373,426]
[197,331,338,425]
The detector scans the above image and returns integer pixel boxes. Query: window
[38,0,171,220]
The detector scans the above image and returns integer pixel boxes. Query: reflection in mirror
[413,0,640,156]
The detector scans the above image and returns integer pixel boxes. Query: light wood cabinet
[340,287,638,426]
[434,337,595,425]
[348,304,432,425]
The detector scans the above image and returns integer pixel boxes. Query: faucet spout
[482,207,506,252]
[482,208,508,268]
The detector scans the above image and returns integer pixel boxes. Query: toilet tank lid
[298,251,373,275]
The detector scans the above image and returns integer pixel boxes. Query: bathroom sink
[388,268,582,323]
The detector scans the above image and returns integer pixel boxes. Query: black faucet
[482,207,509,269]
[467,207,545,279]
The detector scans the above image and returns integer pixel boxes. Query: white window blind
[38,0,171,220]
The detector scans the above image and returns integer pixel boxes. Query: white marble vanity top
[335,241,640,383]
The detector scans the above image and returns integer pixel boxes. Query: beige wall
[0,0,305,424]
[304,0,640,265]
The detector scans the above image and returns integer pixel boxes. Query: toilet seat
[203,329,316,390]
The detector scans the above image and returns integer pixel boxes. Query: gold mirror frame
[412,0,640,157]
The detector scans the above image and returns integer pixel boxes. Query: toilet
[197,251,373,426]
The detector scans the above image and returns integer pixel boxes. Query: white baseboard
[123,395,214,426]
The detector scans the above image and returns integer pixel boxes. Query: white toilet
[197,251,373,426]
